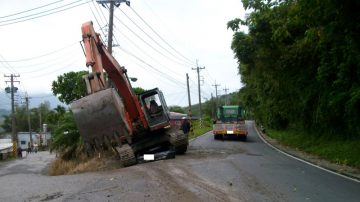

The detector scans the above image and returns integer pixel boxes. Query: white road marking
[252,122,360,183]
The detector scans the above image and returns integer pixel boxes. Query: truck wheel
[116,144,137,167]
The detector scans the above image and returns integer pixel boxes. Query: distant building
[17,132,52,150]
[0,138,12,160]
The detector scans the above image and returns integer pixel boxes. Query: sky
[0,0,247,108]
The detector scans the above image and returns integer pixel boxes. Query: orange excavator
[71,21,188,166]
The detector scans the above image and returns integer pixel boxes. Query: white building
[0,138,13,159]
[17,132,52,150]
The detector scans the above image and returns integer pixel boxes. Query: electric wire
[0,54,19,74]
[118,52,184,89]
[96,5,186,88]
[129,7,195,66]
[116,46,186,88]
[93,2,108,26]
[117,7,192,67]
[21,57,80,80]
[0,0,92,27]
[112,28,184,80]
[3,49,79,69]
[17,55,79,74]
[0,0,83,23]
[0,42,78,62]
[87,2,107,37]
[0,0,64,19]
[111,9,190,68]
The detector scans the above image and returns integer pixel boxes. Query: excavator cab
[139,88,170,131]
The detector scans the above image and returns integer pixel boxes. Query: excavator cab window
[139,88,170,130]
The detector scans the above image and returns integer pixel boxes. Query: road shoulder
[253,122,360,182]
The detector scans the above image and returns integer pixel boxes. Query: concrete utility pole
[25,94,32,147]
[223,86,229,105]
[186,73,193,135]
[213,81,221,100]
[192,60,205,124]
[4,74,20,156]
[108,1,115,54]
[96,0,130,54]
[186,73,192,115]
[212,81,221,118]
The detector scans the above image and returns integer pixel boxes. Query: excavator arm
[80,21,148,131]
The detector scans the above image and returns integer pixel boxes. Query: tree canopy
[229,0,360,138]
[52,71,88,105]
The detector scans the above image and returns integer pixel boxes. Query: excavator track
[167,128,188,154]
[116,144,137,167]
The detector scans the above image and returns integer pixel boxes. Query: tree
[133,87,145,94]
[169,105,185,114]
[52,71,88,104]
[46,105,66,133]
[50,111,82,159]
[228,0,360,137]
[0,101,53,133]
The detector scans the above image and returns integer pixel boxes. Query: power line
[0,0,83,24]
[117,46,185,88]
[0,42,77,62]
[16,56,79,74]
[117,7,192,67]
[87,1,107,37]
[3,50,78,69]
[115,30,186,85]
[112,28,184,80]
[111,9,190,68]
[21,58,80,80]
[129,7,195,66]
[94,1,108,23]
[0,54,20,74]
[0,0,91,27]
[0,0,64,19]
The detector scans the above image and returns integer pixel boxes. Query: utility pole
[96,0,130,54]
[212,81,221,100]
[25,93,33,148]
[213,80,221,112]
[192,60,205,126]
[223,86,229,105]
[186,73,192,115]
[4,74,20,156]
[186,73,193,135]
[107,1,114,54]
[39,111,42,133]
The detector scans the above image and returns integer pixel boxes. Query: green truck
[213,105,248,140]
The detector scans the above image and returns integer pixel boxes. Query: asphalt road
[0,121,359,201]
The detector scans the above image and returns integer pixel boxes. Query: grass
[48,152,121,176]
[189,120,213,140]
[266,128,360,169]
[48,120,213,176]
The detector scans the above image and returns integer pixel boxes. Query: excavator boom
[80,21,148,130]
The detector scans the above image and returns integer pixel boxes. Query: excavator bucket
[71,88,132,148]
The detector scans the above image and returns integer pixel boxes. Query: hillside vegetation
[227,0,360,168]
